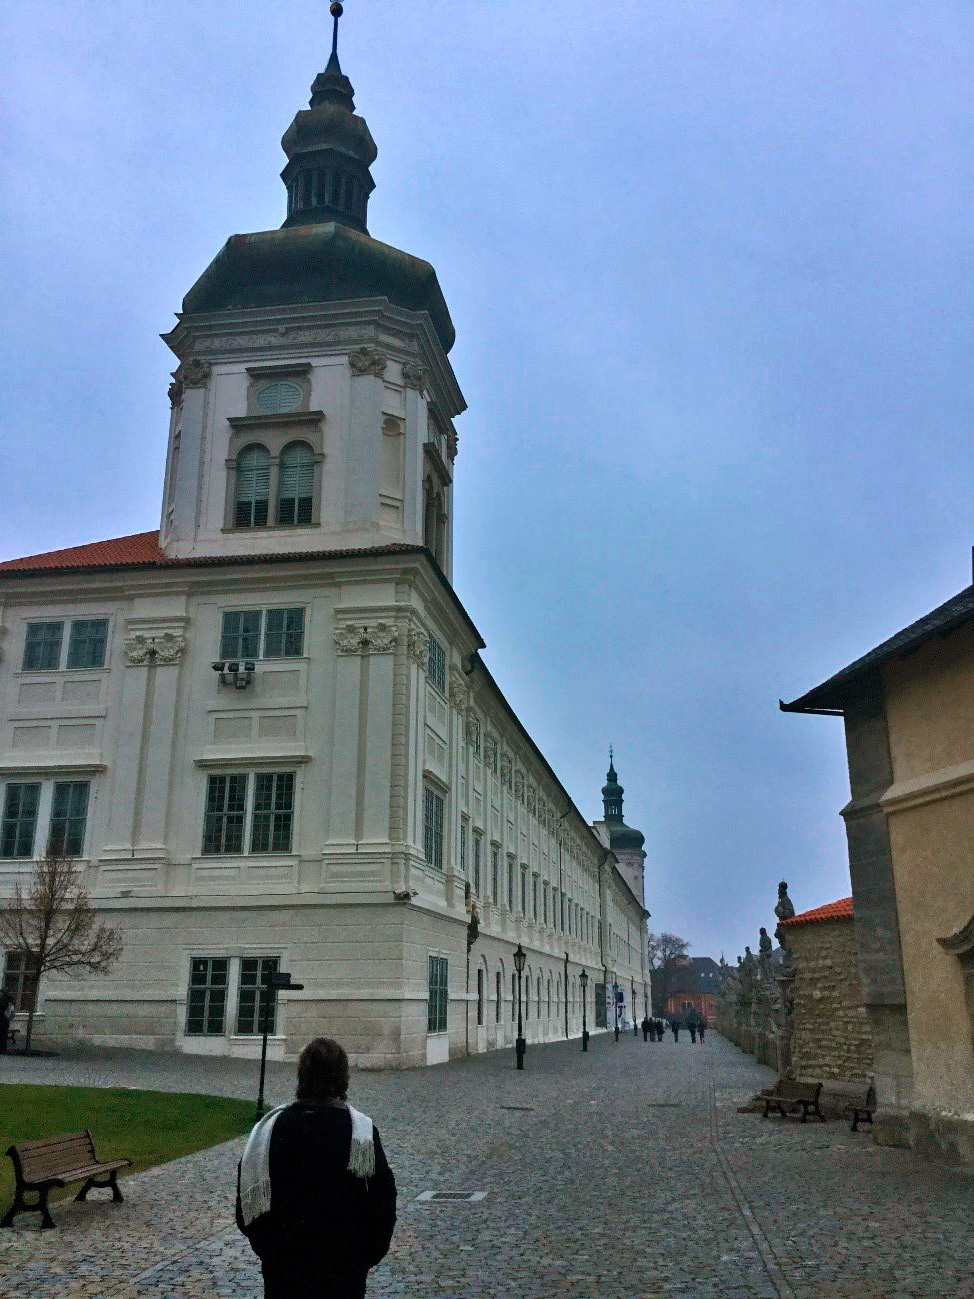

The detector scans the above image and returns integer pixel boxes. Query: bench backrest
[776,1079,822,1102]
[9,1130,96,1183]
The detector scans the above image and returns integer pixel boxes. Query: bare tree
[646,931,690,1013]
[0,851,122,1054]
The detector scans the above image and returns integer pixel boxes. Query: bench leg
[109,1171,123,1204]
[75,1172,124,1205]
[850,1111,860,1132]
[814,1104,825,1123]
[37,1187,56,1230]
[0,1193,21,1228]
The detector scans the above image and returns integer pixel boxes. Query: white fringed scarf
[238,1102,376,1229]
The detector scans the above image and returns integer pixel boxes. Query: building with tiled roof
[783,573,974,1165]
[0,9,649,1067]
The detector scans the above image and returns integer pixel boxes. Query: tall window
[22,622,64,671]
[263,608,305,658]
[507,859,514,911]
[1,783,40,859]
[48,782,90,856]
[424,787,444,870]
[543,883,549,927]
[235,956,280,1035]
[477,967,484,1026]
[221,608,305,660]
[250,773,295,853]
[491,847,499,905]
[520,866,527,914]
[537,976,542,1018]
[185,957,229,1036]
[235,445,270,528]
[221,611,262,661]
[2,952,38,1013]
[427,956,448,1034]
[473,835,482,897]
[277,442,315,525]
[459,822,468,878]
[66,619,108,670]
[427,635,446,693]
[203,774,248,855]
[532,875,539,922]
[496,970,502,1023]
[203,773,294,856]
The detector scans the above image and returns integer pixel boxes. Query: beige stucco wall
[790,916,873,1081]
[881,627,974,1121]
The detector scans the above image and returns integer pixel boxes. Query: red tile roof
[780,896,854,927]
[0,530,165,572]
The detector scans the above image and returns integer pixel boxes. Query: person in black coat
[698,1015,708,1043]
[641,1015,651,1042]
[236,1037,397,1299]
[655,1018,666,1042]
[670,1017,680,1043]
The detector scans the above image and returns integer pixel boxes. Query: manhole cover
[415,1191,487,1203]
[499,1104,534,1112]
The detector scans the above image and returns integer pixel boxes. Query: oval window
[255,380,303,414]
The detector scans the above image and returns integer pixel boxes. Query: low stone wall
[789,916,873,1081]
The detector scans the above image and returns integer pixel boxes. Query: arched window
[547,977,552,1018]
[537,976,542,1018]
[236,445,270,528]
[278,441,315,525]
[496,969,502,1024]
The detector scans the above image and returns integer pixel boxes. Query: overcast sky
[2,2,972,962]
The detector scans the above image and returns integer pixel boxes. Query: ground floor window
[496,970,502,1023]
[185,958,229,1036]
[428,955,448,1033]
[477,967,484,1026]
[2,951,38,1012]
[185,955,282,1037]
[236,956,281,1035]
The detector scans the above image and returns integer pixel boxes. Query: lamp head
[513,943,526,975]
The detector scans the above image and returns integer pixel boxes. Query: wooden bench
[844,1085,877,1132]
[761,1078,825,1123]
[1,1130,131,1229]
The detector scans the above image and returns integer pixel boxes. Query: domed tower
[598,751,647,906]
[159,2,463,573]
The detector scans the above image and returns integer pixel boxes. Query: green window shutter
[23,622,63,671]
[236,446,271,528]
[277,443,315,526]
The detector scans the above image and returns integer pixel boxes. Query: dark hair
[296,1037,350,1102]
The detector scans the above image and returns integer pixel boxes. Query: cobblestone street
[2,1032,972,1298]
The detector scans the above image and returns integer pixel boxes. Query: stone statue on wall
[774,880,795,943]
[758,926,773,980]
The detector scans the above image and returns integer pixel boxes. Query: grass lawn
[0,1084,254,1208]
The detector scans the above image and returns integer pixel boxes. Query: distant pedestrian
[656,1018,666,1042]
[670,1019,680,1043]
[634,1017,639,1038]
[236,1037,397,1299]
[699,1017,708,1044]
[688,1020,697,1044]
[0,987,13,1054]
[641,1015,651,1042]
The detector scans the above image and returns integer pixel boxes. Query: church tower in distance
[160,7,462,576]
[595,753,647,907]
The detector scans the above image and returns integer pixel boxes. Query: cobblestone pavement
[2,1033,973,1297]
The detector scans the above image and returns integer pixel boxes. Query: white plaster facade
[0,41,648,1069]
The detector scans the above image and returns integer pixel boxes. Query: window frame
[47,781,90,857]
[65,619,109,671]
[185,957,231,1037]
[235,955,281,1036]
[427,634,447,694]
[22,618,111,674]
[201,770,297,858]
[219,607,307,662]
[1,782,40,860]
[2,951,39,1013]
[427,955,448,1035]
[423,786,445,871]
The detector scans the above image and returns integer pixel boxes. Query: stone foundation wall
[790,917,873,1081]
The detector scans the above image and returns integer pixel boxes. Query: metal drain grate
[415,1190,487,1203]
[499,1104,534,1112]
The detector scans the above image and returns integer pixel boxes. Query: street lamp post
[254,969,304,1122]
[613,980,620,1042]
[514,943,526,1070]
[579,967,589,1051]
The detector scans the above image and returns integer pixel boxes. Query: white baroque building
[0,24,649,1067]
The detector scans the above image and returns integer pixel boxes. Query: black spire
[602,749,624,823]
[280,2,377,233]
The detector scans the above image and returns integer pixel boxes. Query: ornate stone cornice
[179,359,211,388]
[334,622,399,656]
[448,665,469,712]
[124,632,186,665]
[402,363,427,393]
[348,348,387,378]
[406,622,429,668]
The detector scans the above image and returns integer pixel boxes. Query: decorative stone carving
[369,623,399,653]
[334,624,371,655]
[514,771,525,803]
[448,666,468,711]
[334,623,398,655]
[465,710,480,746]
[124,632,186,665]
[406,626,428,667]
[448,429,459,461]
[499,755,513,789]
[168,377,183,407]
[179,359,211,388]
[526,786,536,815]
[348,349,387,378]
[483,735,497,770]
[402,363,427,393]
